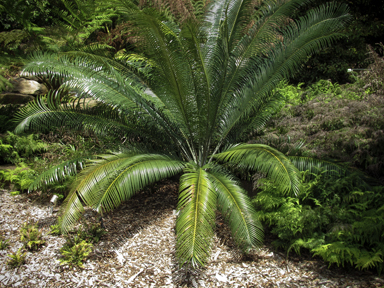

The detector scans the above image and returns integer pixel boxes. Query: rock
[10,78,48,95]
[0,93,35,104]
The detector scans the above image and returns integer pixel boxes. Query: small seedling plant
[59,222,105,268]
[77,222,107,243]
[7,248,27,267]
[20,221,45,251]
[59,236,93,268]
[49,217,63,236]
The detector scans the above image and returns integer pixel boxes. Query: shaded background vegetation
[1,0,383,83]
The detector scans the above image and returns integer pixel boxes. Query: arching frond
[213,144,301,195]
[21,52,189,155]
[207,167,263,251]
[176,164,217,267]
[288,156,376,187]
[28,157,89,192]
[14,92,177,149]
[289,156,351,177]
[214,2,351,148]
[61,152,185,231]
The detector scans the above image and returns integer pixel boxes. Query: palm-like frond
[289,156,351,176]
[28,156,89,192]
[213,2,350,148]
[208,167,263,251]
[213,144,301,195]
[15,94,133,135]
[21,52,190,154]
[176,163,217,267]
[14,91,178,150]
[61,152,184,231]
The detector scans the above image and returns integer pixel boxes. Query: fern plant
[54,0,118,50]
[254,171,384,274]
[0,132,48,164]
[16,0,351,267]
[0,163,37,192]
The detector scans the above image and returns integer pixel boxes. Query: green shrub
[59,235,93,268]
[49,224,61,236]
[273,80,304,106]
[59,239,93,268]
[20,221,45,251]
[58,222,105,268]
[0,163,37,191]
[253,171,384,274]
[0,140,12,160]
[7,248,27,267]
[0,132,48,164]
[3,132,48,163]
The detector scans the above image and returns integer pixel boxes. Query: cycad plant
[15,0,350,267]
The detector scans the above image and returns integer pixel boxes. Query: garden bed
[0,183,383,287]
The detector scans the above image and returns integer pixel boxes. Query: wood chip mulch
[1,182,383,287]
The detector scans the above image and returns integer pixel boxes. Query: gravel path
[1,184,383,287]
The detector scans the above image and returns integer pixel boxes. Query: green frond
[129,10,200,136]
[214,2,350,146]
[213,144,301,195]
[14,94,132,135]
[61,152,184,232]
[20,52,188,152]
[288,156,377,187]
[207,167,263,251]
[288,156,351,177]
[224,93,284,144]
[176,163,217,267]
[13,92,174,148]
[28,157,89,192]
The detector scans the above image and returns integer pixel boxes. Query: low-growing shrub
[59,238,93,268]
[0,163,37,192]
[58,222,105,268]
[49,217,63,236]
[0,132,48,164]
[76,222,106,244]
[7,248,27,267]
[20,221,45,251]
[253,171,384,274]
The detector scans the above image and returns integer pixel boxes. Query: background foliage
[254,171,384,274]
